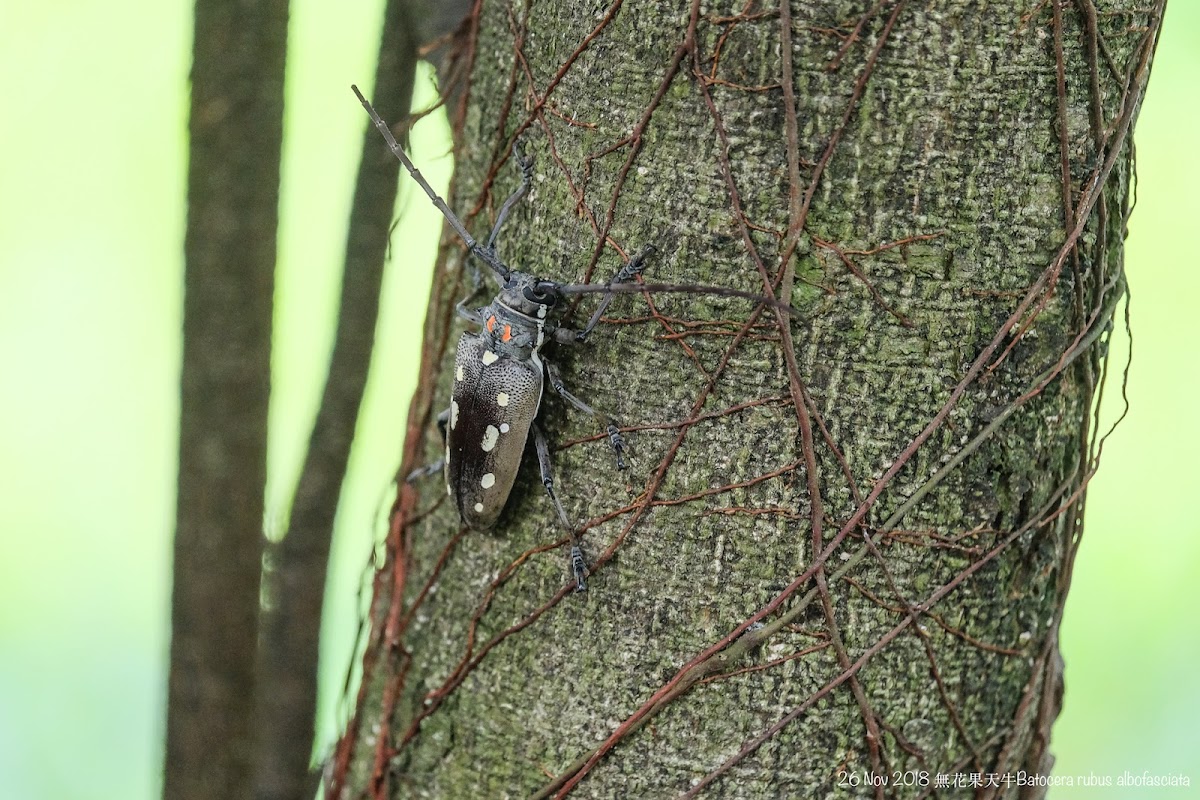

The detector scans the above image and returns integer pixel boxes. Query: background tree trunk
[166,1,287,798]
[330,1,1161,797]
[254,1,423,796]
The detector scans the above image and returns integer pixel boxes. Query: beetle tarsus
[569,545,589,593]
[607,423,629,470]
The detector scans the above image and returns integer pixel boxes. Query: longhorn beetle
[353,85,802,592]
[353,85,655,593]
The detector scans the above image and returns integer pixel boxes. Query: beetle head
[501,271,561,317]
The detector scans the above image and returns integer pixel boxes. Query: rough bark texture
[331,1,1159,798]
[166,1,287,798]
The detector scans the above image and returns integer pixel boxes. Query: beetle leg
[456,289,487,325]
[405,408,450,483]
[532,421,588,592]
[405,460,444,482]
[484,140,534,252]
[574,243,656,342]
[543,360,628,470]
[532,420,572,530]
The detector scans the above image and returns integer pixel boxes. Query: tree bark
[330,1,1161,797]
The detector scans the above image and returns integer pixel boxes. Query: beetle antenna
[557,281,804,321]
[352,84,511,280]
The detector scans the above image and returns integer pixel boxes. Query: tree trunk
[330,1,1161,797]
[166,1,287,799]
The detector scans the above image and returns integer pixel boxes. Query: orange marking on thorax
[485,315,496,332]
[502,324,513,342]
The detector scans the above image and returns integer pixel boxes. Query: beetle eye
[523,281,560,306]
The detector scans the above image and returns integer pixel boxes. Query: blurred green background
[0,3,1194,798]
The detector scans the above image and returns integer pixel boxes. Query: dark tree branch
[165,0,288,798]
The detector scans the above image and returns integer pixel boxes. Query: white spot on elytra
[455,365,464,381]
[499,423,510,433]
[480,473,496,489]
[481,425,499,452]
[496,392,509,407]
[473,502,484,513]
[449,400,459,429]
[537,304,548,319]
[481,350,499,365]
